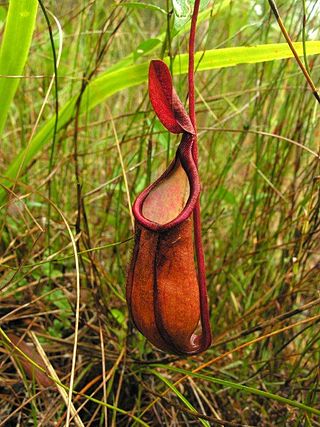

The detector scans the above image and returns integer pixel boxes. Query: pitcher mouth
[132,133,200,232]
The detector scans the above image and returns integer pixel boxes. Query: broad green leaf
[0,6,7,24]
[0,0,38,136]
[1,41,320,203]
[173,0,211,30]
[133,38,160,62]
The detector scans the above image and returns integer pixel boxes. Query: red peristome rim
[132,133,200,232]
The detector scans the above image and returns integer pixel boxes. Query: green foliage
[1,41,320,203]
[0,0,38,136]
[172,0,210,29]
[43,287,72,338]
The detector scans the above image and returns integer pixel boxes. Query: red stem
[188,0,200,132]
[188,0,212,351]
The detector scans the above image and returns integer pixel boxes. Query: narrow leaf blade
[0,0,38,136]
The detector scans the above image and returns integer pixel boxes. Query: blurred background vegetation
[0,0,319,425]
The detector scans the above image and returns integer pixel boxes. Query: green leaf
[46,289,72,312]
[133,38,161,62]
[152,370,210,427]
[173,0,211,30]
[111,308,126,325]
[1,41,320,203]
[0,0,38,136]
[0,6,7,24]
[120,2,167,14]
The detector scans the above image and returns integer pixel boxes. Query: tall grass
[0,0,319,425]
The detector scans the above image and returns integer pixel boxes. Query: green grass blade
[148,365,320,417]
[0,0,38,136]
[1,41,320,203]
[152,370,210,426]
